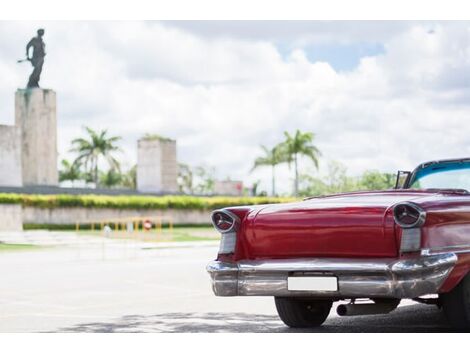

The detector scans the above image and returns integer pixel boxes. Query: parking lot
[0,232,455,332]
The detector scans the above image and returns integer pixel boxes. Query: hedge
[0,193,296,210]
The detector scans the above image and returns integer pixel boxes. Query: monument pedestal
[15,89,58,186]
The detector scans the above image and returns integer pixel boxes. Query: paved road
[0,233,455,332]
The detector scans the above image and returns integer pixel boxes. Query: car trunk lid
[241,191,436,259]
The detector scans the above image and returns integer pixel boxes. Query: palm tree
[251,145,286,196]
[58,159,82,186]
[70,127,122,187]
[282,130,321,196]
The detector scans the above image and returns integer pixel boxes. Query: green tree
[282,130,321,196]
[251,145,287,196]
[99,169,123,188]
[298,174,329,197]
[250,180,261,196]
[194,166,215,195]
[70,127,122,187]
[120,165,137,189]
[177,163,194,194]
[299,161,397,197]
[358,170,395,190]
[299,161,355,197]
[324,160,356,194]
[58,159,82,186]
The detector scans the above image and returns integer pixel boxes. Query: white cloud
[1,21,470,195]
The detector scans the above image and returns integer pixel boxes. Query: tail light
[211,210,240,254]
[393,202,426,253]
[393,202,426,228]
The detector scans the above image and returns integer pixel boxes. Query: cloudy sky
[1,21,470,194]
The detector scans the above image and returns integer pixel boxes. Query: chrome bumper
[206,253,457,299]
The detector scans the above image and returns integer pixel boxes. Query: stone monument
[0,125,22,186]
[137,135,178,193]
[15,89,58,186]
[13,29,58,186]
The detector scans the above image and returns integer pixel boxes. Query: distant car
[207,158,470,330]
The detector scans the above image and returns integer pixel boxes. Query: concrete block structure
[137,136,178,193]
[214,180,244,196]
[0,125,22,186]
[15,89,58,186]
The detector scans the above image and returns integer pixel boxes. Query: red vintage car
[207,158,470,330]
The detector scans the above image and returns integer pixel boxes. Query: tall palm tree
[70,127,122,187]
[58,159,82,186]
[282,130,321,196]
[251,145,286,196]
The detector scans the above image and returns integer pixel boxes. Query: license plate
[287,276,338,292]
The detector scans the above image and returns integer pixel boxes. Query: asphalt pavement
[0,232,456,332]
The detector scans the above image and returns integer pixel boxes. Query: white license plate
[288,276,338,292]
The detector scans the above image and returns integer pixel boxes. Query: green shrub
[0,193,296,210]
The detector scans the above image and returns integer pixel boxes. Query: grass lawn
[77,226,220,243]
[0,243,39,251]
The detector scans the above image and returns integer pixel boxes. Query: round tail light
[393,202,426,228]
[211,210,239,233]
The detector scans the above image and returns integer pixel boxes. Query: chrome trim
[206,261,238,296]
[210,209,240,234]
[207,253,457,299]
[393,201,426,228]
[421,244,470,256]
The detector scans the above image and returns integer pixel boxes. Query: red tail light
[212,211,238,233]
[393,202,426,253]
[393,202,426,228]
[211,210,240,255]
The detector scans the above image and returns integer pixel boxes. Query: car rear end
[207,192,458,300]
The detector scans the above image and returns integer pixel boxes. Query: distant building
[214,180,243,196]
[136,135,178,193]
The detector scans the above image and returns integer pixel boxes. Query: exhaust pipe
[337,302,398,317]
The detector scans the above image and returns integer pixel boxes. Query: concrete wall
[137,138,178,193]
[15,89,58,186]
[0,205,23,231]
[22,207,211,225]
[0,125,22,186]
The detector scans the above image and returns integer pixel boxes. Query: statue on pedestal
[20,29,46,89]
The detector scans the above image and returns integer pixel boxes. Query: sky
[1,21,470,194]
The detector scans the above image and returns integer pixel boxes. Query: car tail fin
[211,207,252,258]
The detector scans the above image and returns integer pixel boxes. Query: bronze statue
[21,29,46,88]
